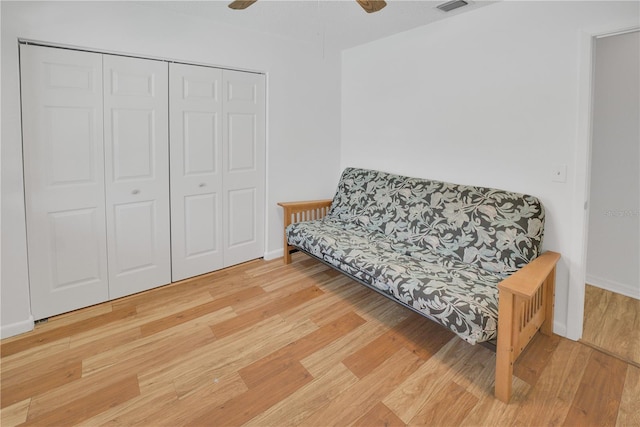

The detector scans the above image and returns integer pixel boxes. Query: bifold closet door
[22,45,263,318]
[222,71,266,266]
[103,55,171,298]
[169,63,224,282]
[20,44,109,319]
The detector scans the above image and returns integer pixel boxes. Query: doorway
[582,30,639,365]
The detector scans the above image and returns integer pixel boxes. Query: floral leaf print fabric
[286,168,546,344]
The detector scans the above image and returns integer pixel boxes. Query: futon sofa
[279,167,560,402]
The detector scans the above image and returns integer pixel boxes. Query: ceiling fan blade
[356,0,387,13]
[228,0,258,10]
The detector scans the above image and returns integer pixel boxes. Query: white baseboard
[263,248,284,261]
[1,315,34,339]
[586,274,640,300]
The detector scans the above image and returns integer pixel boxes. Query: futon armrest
[277,199,333,212]
[498,251,560,298]
[278,199,333,264]
[495,250,560,403]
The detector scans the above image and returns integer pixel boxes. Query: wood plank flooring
[1,253,637,426]
[582,284,640,366]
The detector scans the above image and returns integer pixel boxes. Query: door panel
[169,63,224,281]
[111,109,155,180]
[184,111,218,175]
[103,55,171,299]
[47,107,96,184]
[113,201,157,273]
[20,45,109,319]
[228,114,257,171]
[48,208,104,290]
[227,188,256,247]
[222,71,265,267]
[184,194,219,257]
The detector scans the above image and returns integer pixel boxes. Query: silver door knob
[132,189,140,195]
[199,183,206,187]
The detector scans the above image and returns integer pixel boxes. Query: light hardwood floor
[1,253,638,426]
[582,284,640,366]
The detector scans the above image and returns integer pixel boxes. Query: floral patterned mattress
[286,168,546,345]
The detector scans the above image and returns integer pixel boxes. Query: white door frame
[566,24,640,341]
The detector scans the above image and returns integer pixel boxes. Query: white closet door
[169,63,224,281]
[222,71,266,266]
[103,55,171,299]
[20,45,109,319]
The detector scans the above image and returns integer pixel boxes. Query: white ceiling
[139,0,497,51]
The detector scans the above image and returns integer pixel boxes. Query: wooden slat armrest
[277,199,333,210]
[278,199,333,264]
[498,251,561,298]
[495,250,560,403]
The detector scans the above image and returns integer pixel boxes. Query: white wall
[1,1,342,337]
[342,1,640,337]
[586,31,640,299]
